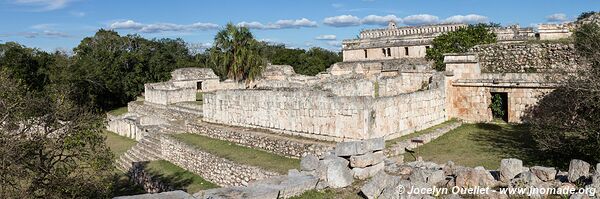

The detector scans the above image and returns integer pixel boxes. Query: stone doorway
[490,92,508,122]
[196,81,203,91]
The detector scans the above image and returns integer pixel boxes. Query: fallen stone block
[194,186,280,199]
[455,166,498,188]
[350,151,385,168]
[568,159,590,182]
[499,158,524,182]
[360,171,397,199]
[115,190,195,199]
[364,137,385,151]
[409,168,445,185]
[335,141,368,156]
[300,154,320,171]
[530,166,557,182]
[353,162,384,180]
[320,155,353,188]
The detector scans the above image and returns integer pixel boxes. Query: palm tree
[210,23,264,81]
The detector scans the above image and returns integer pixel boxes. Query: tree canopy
[426,23,497,71]
[207,23,264,81]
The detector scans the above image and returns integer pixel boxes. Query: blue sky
[0,0,598,52]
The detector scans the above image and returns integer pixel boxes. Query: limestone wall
[371,88,447,139]
[186,122,334,158]
[128,101,202,122]
[106,114,146,141]
[144,82,196,105]
[469,43,583,73]
[160,135,280,187]
[203,89,373,141]
[203,87,447,141]
[378,72,432,96]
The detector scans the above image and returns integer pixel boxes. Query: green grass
[108,106,128,116]
[144,160,219,193]
[385,119,458,147]
[104,130,137,159]
[171,133,300,174]
[404,123,567,169]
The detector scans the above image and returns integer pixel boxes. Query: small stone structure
[145,82,196,105]
[170,68,220,91]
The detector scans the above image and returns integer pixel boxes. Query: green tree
[0,42,52,91]
[426,24,497,71]
[0,70,114,198]
[208,23,264,81]
[523,23,600,163]
[69,30,195,109]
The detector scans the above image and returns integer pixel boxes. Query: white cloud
[70,11,85,17]
[17,30,70,38]
[323,15,361,27]
[30,23,56,30]
[326,40,342,47]
[546,13,568,22]
[12,0,75,11]
[237,18,317,29]
[361,14,402,26]
[402,14,440,26]
[443,14,489,24]
[109,20,219,33]
[187,42,212,54]
[315,34,337,40]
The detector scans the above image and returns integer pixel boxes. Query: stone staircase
[115,132,163,172]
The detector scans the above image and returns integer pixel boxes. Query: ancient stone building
[342,22,467,62]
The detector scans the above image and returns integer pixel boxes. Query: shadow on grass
[470,123,570,169]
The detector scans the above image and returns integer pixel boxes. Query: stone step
[137,143,161,159]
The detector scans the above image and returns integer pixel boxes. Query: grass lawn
[144,160,219,193]
[385,118,458,147]
[405,123,568,170]
[108,106,128,116]
[171,133,300,174]
[104,130,137,158]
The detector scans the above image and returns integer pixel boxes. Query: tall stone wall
[469,43,583,73]
[371,88,446,139]
[159,135,280,187]
[203,87,447,141]
[203,89,372,141]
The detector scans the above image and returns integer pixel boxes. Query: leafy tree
[523,23,600,163]
[258,43,341,76]
[0,42,52,91]
[208,23,264,81]
[577,11,598,21]
[69,30,195,109]
[0,70,114,198]
[426,24,497,71]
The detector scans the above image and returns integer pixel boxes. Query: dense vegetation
[426,23,498,71]
[524,22,600,164]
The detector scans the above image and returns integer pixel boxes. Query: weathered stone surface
[409,168,445,185]
[115,190,194,199]
[530,166,557,182]
[568,159,590,182]
[499,158,524,182]
[360,171,394,199]
[353,162,385,180]
[335,141,368,156]
[320,156,354,188]
[455,167,497,188]
[509,171,541,189]
[350,151,385,168]
[195,186,280,199]
[364,137,385,151]
[300,154,320,171]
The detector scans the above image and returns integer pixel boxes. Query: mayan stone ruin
[104,14,600,199]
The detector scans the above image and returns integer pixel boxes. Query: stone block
[352,162,384,180]
[350,151,385,168]
[320,156,353,188]
[364,137,385,151]
[530,166,557,182]
[300,154,320,171]
[335,141,368,156]
[499,158,525,182]
[568,159,590,182]
[455,167,498,188]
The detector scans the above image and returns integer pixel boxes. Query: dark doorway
[196,81,203,91]
[490,92,508,122]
